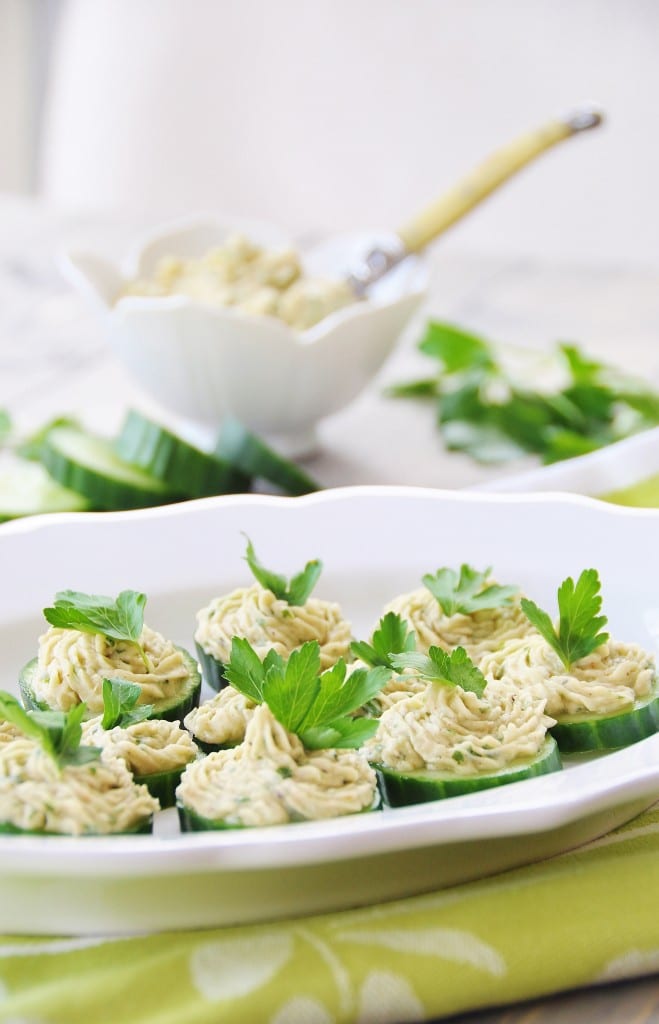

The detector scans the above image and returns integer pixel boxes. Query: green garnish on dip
[225,638,389,749]
[101,679,153,730]
[423,564,518,616]
[350,612,416,669]
[0,692,100,769]
[521,568,609,669]
[392,645,488,697]
[243,536,322,606]
[43,589,150,669]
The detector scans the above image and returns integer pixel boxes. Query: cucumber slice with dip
[550,687,659,752]
[19,648,202,725]
[373,736,562,807]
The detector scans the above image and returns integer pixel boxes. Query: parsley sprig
[0,692,101,769]
[101,679,153,730]
[225,638,389,749]
[423,565,518,616]
[392,645,487,697]
[244,536,322,606]
[43,589,150,669]
[350,612,416,668]
[388,321,659,465]
[521,568,609,669]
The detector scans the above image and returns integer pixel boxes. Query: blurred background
[1,0,658,268]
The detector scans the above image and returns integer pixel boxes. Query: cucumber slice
[550,688,659,752]
[177,803,248,832]
[116,411,250,498]
[178,792,381,831]
[0,461,90,521]
[215,417,319,495]
[19,647,202,725]
[40,426,175,510]
[374,736,562,807]
[0,817,154,836]
[195,642,230,692]
[134,765,188,808]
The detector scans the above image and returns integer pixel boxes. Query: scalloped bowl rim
[63,215,430,344]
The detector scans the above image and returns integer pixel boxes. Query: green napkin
[0,803,657,1023]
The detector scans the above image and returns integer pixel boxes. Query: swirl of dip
[33,625,192,713]
[0,721,22,746]
[377,674,426,713]
[364,677,553,776]
[479,634,656,718]
[0,738,159,834]
[184,685,256,747]
[83,718,198,776]
[384,587,534,662]
[195,584,352,669]
[177,704,376,827]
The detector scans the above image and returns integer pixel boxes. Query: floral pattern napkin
[0,804,657,1023]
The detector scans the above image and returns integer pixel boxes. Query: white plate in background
[478,426,659,497]
[1,487,658,935]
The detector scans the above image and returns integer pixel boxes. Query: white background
[1,0,658,268]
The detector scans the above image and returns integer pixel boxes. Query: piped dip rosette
[479,569,659,752]
[385,564,535,661]
[82,679,199,807]
[364,645,561,806]
[177,639,389,830]
[349,612,425,714]
[0,692,158,835]
[19,589,201,723]
[194,537,352,691]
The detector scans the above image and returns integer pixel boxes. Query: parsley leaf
[392,645,487,697]
[224,638,282,703]
[262,643,323,732]
[101,678,153,730]
[385,377,439,400]
[0,692,101,769]
[418,321,496,373]
[43,589,149,667]
[243,536,322,605]
[423,564,518,616]
[350,612,416,668]
[389,321,659,466]
[521,569,609,668]
[225,639,389,748]
[301,716,379,751]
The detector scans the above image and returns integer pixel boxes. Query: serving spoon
[346,106,603,295]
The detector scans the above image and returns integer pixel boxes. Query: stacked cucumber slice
[0,411,320,518]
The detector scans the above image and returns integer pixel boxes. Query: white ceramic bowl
[61,219,428,454]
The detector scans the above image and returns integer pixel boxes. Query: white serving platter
[1,486,658,935]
